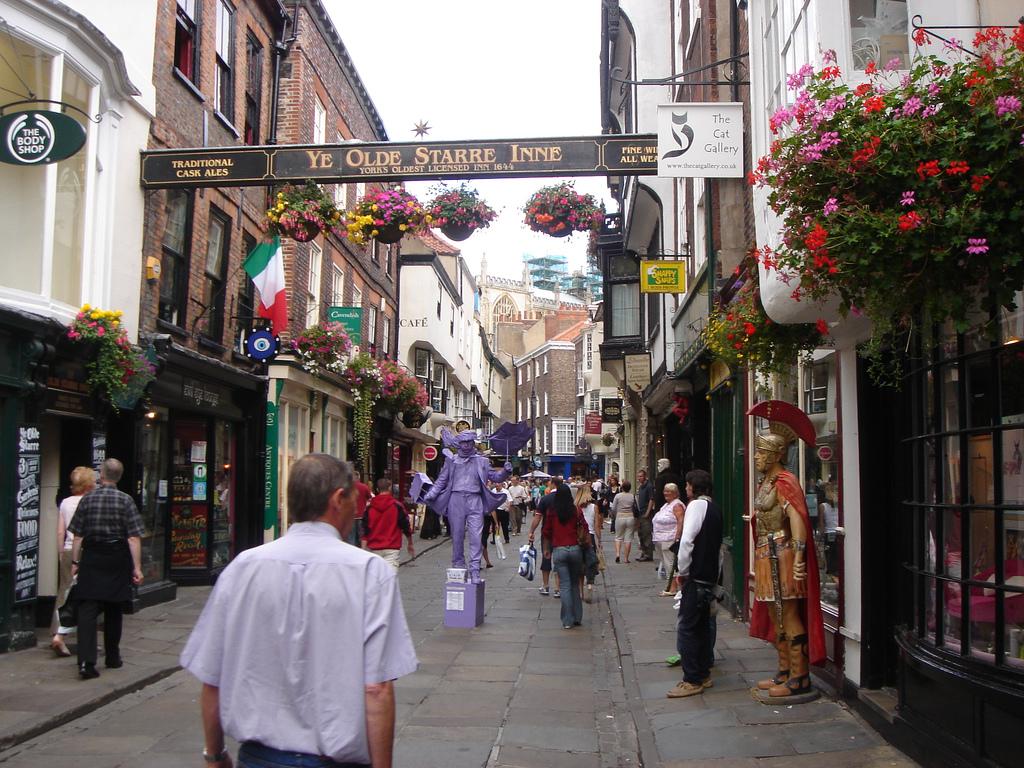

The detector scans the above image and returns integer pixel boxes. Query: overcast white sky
[322,0,611,280]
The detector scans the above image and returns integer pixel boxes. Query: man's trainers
[553,590,560,598]
[666,681,704,698]
[539,587,550,596]
[701,676,713,689]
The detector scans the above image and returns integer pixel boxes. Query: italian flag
[244,237,288,335]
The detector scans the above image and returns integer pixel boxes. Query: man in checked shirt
[69,458,144,679]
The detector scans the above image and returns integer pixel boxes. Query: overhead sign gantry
[139,134,660,188]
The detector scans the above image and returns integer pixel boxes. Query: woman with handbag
[51,466,95,657]
[543,485,588,629]
[653,483,686,596]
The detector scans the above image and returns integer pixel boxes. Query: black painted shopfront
[144,345,266,587]
[860,297,1024,767]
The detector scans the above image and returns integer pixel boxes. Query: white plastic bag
[518,544,536,580]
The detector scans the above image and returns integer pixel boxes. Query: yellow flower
[398,224,408,231]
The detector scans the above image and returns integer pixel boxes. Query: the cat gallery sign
[657,103,744,178]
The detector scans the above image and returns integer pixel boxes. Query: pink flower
[899,190,915,207]
[965,238,989,255]
[885,56,902,71]
[822,198,839,216]
[996,95,1021,117]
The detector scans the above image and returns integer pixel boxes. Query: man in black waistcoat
[666,469,723,698]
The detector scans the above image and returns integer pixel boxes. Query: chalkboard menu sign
[170,504,208,568]
[15,425,41,603]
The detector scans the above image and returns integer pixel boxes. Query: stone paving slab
[494,744,602,768]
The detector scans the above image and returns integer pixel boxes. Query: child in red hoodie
[362,477,414,569]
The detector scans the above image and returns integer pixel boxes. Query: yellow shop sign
[640,260,686,293]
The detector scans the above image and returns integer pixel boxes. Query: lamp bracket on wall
[0,98,103,123]
[911,14,1024,59]
[612,53,749,87]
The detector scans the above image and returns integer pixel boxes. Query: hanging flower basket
[291,322,353,376]
[265,182,341,242]
[344,352,385,471]
[339,187,428,246]
[427,184,497,241]
[750,26,1024,384]
[378,359,429,415]
[703,258,827,380]
[522,182,605,238]
[66,305,156,410]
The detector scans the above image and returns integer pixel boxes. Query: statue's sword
[767,532,785,634]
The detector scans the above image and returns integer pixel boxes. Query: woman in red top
[543,485,587,629]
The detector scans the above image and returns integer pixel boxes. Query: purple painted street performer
[422,429,511,583]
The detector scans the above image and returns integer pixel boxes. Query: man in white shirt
[181,454,417,768]
[507,475,528,535]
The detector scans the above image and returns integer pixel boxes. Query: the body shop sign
[0,110,86,166]
[657,103,743,178]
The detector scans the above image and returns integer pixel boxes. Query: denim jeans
[552,545,584,627]
[238,742,369,767]
[676,580,712,685]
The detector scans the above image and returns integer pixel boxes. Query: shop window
[243,32,262,145]
[200,207,230,343]
[235,232,256,350]
[214,0,235,123]
[906,313,1024,669]
[0,38,93,305]
[850,0,908,71]
[804,361,829,414]
[212,420,235,569]
[159,190,193,327]
[174,0,200,84]
[170,420,210,570]
[137,408,169,581]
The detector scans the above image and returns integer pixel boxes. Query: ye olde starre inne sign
[139,134,660,188]
[657,103,744,178]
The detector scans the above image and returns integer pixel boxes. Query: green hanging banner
[265,379,283,532]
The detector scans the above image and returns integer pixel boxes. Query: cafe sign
[0,110,86,166]
[601,398,623,424]
[140,134,661,188]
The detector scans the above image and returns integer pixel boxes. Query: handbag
[576,511,592,549]
[58,583,79,628]
[668,539,680,555]
[597,547,606,572]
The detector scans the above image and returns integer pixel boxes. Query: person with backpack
[363,477,414,569]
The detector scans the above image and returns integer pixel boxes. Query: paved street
[0,531,916,767]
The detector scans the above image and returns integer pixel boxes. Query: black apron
[76,538,133,603]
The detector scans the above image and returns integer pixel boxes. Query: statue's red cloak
[748,470,827,666]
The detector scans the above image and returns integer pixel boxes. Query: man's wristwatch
[203,748,229,762]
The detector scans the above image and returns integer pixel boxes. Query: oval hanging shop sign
[0,110,86,166]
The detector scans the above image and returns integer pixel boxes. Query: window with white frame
[589,391,600,414]
[331,263,344,306]
[553,421,576,455]
[517,399,522,421]
[577,362,584,395]
[534,360,539,378]
[313,96,326,145]
[367,305,378,350]
[174,0,200,84]
[763,0,815,116]
[518,367,522,385]
[351,283,362,311]
[543,354,548,374]
[214,0,234,122]
[0,42,94,308]
[382,316,391,357]
[306,242,321,327]
[543,426,549,454]
[543,391,548,415]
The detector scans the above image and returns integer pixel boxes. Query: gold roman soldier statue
[747,400,826,698]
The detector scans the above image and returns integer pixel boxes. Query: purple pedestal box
[443,579,485,628]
